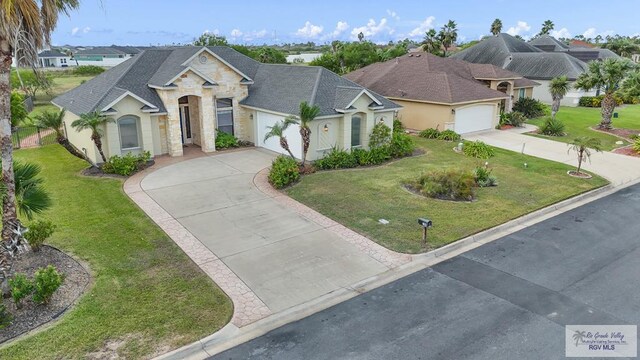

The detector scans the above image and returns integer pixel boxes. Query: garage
[255,111,302,158]
[453,104,496,134]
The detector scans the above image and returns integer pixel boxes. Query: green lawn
[287,138,608,254]
[35,74,95,104]
[528,105,640,151]
[0,146,232,359]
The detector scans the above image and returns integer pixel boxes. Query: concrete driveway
[140,149,388,313]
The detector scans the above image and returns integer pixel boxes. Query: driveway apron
[140,149,388,313]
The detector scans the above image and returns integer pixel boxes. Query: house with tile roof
[452,33,598,107]
[53,46,400,164]
[345,52,538,133]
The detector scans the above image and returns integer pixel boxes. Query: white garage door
[256,111,302,158]
[454,104,495,134]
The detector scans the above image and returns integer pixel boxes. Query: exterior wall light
[323,124,329,133]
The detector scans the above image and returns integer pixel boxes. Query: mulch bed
[81,160,155,178]
[499,125,515,130]
[591,126,640,140]
[567,170,593,179]
[613,145,640,157]
[0,246,91,344]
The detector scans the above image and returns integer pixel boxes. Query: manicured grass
[35,74,95,104]
[0,146,232,359]
[528,105,640,151]
[287,138,608,254]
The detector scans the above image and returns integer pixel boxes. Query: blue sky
[51,0,638,46]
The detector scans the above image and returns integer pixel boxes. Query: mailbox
[613,112,619,118]
[418,218,432,228]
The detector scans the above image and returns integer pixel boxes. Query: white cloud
[204,29,220,35]
[254,29,268,38]
[351,18,391,40]
[322,21,349,40]
[230,29,243,38]
[506,21,531,36]
[407,16,435,39]
[551,27,571,39]
[295,21,324,39]
[386,9,400,21]
[241,29,269,42]
[71,27,79,36]
[83,27,91,34]
[583,27,597,38]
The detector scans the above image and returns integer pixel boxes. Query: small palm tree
[34,109,87,161]
[71,111,114,163]
[539,20,555,36]
[575,58,635,129]
[438,20,458,57]
[264,118,298,160]
[549,76,571,120]
[7,162,52,221]
[295,101,320,166]
[490,19,503,36]
[568,137,602,175]
[422,29,441,55]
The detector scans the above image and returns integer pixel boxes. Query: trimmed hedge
[268,155,300,189]
[578,95,624,108]
[410,169,476,201]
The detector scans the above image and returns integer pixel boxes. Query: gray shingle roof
[529,35,621,63]
[452,33,590,80]
[54,46,399,117]
[529,35,570,52]
[38,49,67,58]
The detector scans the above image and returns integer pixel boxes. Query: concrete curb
[155,177,638,360]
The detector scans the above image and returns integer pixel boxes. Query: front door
[179,104,192,144]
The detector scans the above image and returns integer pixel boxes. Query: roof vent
[416,54,422,57]
[399,90,406,97]
[408,54,413,57]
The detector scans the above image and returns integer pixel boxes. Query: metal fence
[12,126,57,149]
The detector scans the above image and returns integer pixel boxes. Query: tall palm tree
[34,109,87,161]
[296,101,320,166]
[575,58,635,129]
[264,118,298,160]
[0,1,79,245]
[548,76,571,120]
[490,19,502,36]
[568,137,602,175]
[422,29,441,55]
[539,20,554,36]
[438,20,458,57]
[71,111,113,163]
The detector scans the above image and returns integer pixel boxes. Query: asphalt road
[212,183,640,360]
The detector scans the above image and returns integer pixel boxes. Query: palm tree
[34,109,87,161]
[548,76,571,120]
[71,111,114,163]
[539,20,554,36]
[568,137,602,175]
[295,101,320,166]
[1,161,52,221]
[0,1,79,246]
[422,29,441,55]
[490,19,503,36]
[575,58,635,129]
[438,20,458,57]
[264,118,298,159]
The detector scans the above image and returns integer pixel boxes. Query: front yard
[287,138,608,254]
[0,146,232,359]
[528,105,640,151]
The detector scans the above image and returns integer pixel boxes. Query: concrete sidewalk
[465,126,640,186]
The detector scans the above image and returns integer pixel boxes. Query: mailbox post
[418,218,433,248]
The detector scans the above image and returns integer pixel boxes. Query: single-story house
[452,33,597,107]
[529,35,620,63]
[344,52,538,134]
[38,49,73,68]
[52,46,400,164]
[73,46,147,67]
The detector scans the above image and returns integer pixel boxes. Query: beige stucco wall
[393,99,453,131]
[104,96,155,159]
[513,87,534,102]
[62,110,99,164]
[532,80,596,107]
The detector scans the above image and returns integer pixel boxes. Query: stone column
[165,100,183,157]
[200,91,216,152]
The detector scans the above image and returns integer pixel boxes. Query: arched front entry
[177,95,202,146]
[497,81,513,112]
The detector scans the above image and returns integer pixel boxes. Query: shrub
[411,169,476,201]
[513,97,547,118]
[505,111,527,127]
[352,147,390,166]
[388,132,416,157]
[538,116,566,136]
[73,65,105,76]
[369,123,392,148]
[314,147,357,170]
[32,265,65,305]
[0,303,10,330]
[630,134,640,141]
[24,219,56,252]
[419,128,440,139]
[393,118,405,134]
[579,95,624,107]
[102,151,151,176]
[9,273,34,308]
[473,166,498,187]
[437,129,461,141]
[268,155,300,189]
[633,139,640,154]
[463,140,495,159]
[215,131,239,149]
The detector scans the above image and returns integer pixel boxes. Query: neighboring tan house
[38,49,73,68]
[452,33,596,107]
[344,52,538,134]
[73,46,146,67]
[52,46,400,164]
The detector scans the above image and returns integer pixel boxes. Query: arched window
[351,114,365,147]
[118,116,141,151]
